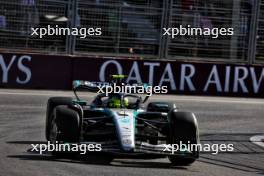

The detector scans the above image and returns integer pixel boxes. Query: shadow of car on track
[7,154,189,170]
[6,141,188,170]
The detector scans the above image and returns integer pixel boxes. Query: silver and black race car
[45,76,200,166]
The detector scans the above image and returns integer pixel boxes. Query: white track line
[152,96,264,105]
[0,91,71,97]
[250,135,264,148]
[0,90,263,105]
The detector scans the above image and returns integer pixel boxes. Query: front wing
[78,141,197,159]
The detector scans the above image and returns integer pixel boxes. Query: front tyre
[46,97,72,140]
[168,110,199,166]
[49,105,80,157]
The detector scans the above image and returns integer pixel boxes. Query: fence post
[66,0,71,54]
[66,0,77,55]
[158,0,166,59]
[230,0,240,60]
[71,0,78,55]
[247,0,261,64]
[162,0,173,59]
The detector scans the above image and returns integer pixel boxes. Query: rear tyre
[46,97,72,140]
[168,110,199,166]
[49,105,80,157]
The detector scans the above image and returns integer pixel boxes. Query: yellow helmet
[108,96,129,108]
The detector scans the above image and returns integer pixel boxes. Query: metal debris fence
[0,0,263,63]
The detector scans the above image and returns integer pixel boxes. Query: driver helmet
[108,95,129,108]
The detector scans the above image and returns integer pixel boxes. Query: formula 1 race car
[45,75,200,166]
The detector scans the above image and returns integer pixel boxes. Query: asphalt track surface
[0,89,264,176]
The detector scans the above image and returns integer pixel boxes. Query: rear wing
[72,80,150,92]
[72,80,110,92]
[73,75,127,91]
[72,80,110,101]
[72,79,150,103]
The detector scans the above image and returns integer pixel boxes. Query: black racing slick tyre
[45,97,72,140]
[49,105,80,157]
[168,110,199,166]
[147,102,177,113]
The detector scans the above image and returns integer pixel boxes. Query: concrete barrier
[0,52,263,98]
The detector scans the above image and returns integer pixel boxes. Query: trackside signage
[0,53,71,89]
[0,53,263,98]
[100,61,264,95]
[74,58,264,98]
